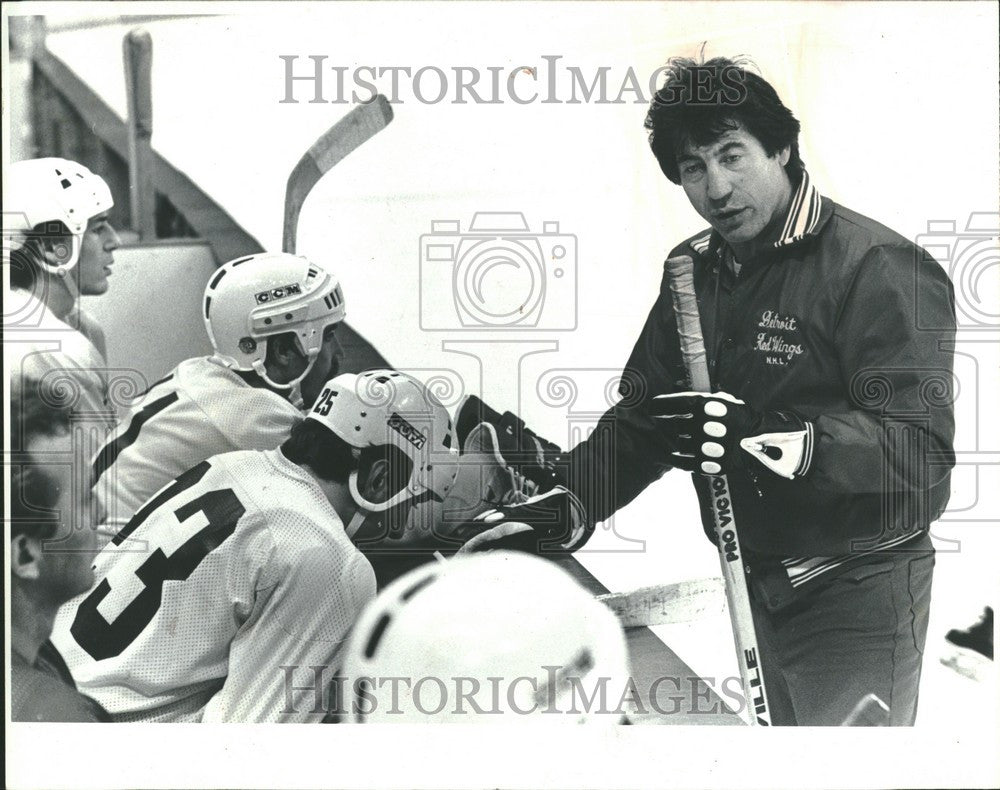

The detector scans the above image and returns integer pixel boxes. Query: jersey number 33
[71,461,245,661]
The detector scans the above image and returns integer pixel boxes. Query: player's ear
[263,332,307,382]
[10,534,44,581]
[265,333,295,365]
[358,457,391,504]
[39,231,75,270]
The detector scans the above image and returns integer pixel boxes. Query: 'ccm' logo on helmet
[254,283,303,304]
[387,413,426,449]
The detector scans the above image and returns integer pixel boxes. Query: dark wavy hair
[280,416,413,498]
[645,56,804,185]
[8,220,73,292]
[280,417,357,483]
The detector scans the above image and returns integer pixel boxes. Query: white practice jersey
[53,449,376,723]
[93,356,302,532]
[6,291,115,429]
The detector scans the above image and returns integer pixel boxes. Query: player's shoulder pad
[264,516,374,604]
[230,382,302,415]
[187,360,302,438]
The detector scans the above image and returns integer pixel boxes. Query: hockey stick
[597,577,724,627]
[665,255,771,725]
[123,28,155,241]
[282,94,394,254]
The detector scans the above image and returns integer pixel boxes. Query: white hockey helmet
[3,157,114,274]
[203,251,345,391]
[336,552,631,723]
[306,370,459,514]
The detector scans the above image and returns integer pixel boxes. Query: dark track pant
[750,543,934,726]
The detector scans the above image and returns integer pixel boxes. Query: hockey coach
[463,56,957,726]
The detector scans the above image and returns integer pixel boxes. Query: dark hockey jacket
[566,174,956,572]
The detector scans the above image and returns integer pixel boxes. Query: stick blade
[282,94,394,253]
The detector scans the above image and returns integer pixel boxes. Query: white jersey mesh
[52,449,376,723]
[6,293,115,427]
[93,356,302,532]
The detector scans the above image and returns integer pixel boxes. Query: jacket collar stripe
[800,178,822,239]
[775,171,822,248]
[690,232,712,256]
[686,170,824,260]
[780,170,808,241]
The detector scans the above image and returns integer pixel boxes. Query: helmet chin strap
[286,383,305,411]
[346,509,369,539]
[24,237,81,311]
[54,264,81,303]
[251,342,319,409]
[46,263,82,328]
[346,489,441,547]
[349,471,416,514]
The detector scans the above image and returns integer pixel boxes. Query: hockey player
[92,251,346,537]
[334,551,630,723]
[10,382,107,722]
[54,370,456,723]
[4,157,120,431]
[305,368,461,550]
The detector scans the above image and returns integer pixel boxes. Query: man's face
[75,212,120,295]
[28,432,101,602]
[299,323,344,409]
[677,125,793,249]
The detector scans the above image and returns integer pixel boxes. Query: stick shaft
[665,255,771,725]
[124,28,155,241]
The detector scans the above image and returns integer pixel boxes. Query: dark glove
[649,391,813,478]
[451,486,590,556]
[456,394,565,494]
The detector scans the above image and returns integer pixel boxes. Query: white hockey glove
[649,391,814,479]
